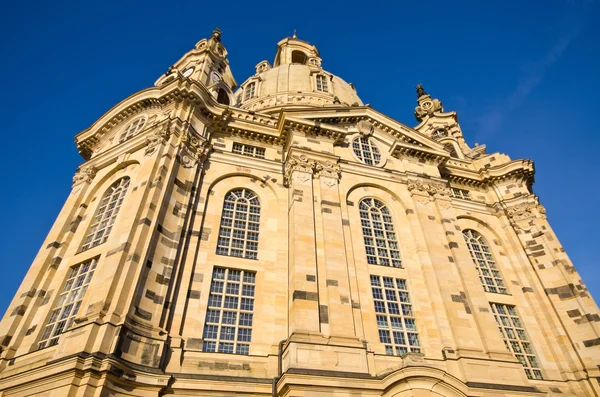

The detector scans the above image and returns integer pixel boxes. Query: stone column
[313,160,356,339]
[284,153,321,337]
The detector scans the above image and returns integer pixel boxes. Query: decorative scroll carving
[72,166,97,190]
[506,203,536,222]
[145,124,171,156]
[407,180,451,199]
[503,200,546,232]
[407,180,431,196]
[178,129,210,168]
[314,160,341,180]
[284,156,341,187]
[284,155,315,186]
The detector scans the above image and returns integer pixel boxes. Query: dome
[234,36,363,113]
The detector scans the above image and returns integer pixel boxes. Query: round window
[352,136,381,166]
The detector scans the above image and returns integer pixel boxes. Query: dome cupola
[235,34,363,113]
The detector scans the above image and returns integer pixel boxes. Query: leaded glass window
[451,188,471,200]
[371,275,420,356]
[203,268,256,355]
[352,137,381,166]
[216,189,260,259]
[119,117,146,143]
[232,143,265,159]
[38,258,97,349]
[463,230,507,294]
[244,82,256,100]
[359,198,402,268]
[316,75,328,92]
[490,303,543,380]
[81,177,130,251]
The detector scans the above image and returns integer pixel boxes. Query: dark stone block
[292,290,318,301]
[405,209,414,214]
[306,275,316,282]
[319,305,329,324]
[326,279,338,287]
[448,242,459,249]
[583,338,600,347]
[139,217,152,226]
[567,309,581,318]
[188,290,201,299]
[46,241,60,249]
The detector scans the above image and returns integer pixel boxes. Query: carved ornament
[407,180,449,199]
[356,120,374,137]
[72,166,97,188]
[178,129,210,168]
[284,156,341,187]
[144,124,171,156]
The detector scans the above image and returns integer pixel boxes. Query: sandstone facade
[0,29,598,396]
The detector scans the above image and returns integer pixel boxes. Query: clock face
[182,67,194,78]
[211,72,221,83]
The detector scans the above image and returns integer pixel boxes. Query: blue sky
[0,0,598,315]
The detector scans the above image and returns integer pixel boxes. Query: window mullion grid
[491,303,543,380]
[371,275,420,356]
[38,258,97,349]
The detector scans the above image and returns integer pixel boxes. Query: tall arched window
[81,177,130,251]
[462,230,507,294]
[352,136,382,166]
[119,117,146,143]
[359,198,402,268]
[216,189,260,259]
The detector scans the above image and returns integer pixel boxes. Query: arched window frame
[243,81,257,101]
[119,117,147,143]
[352,136,383,166]
[358,198,402,268]
[462,229,508,294]
[80,177,131,251]
[315,74,328,92]
[216,188,261,260]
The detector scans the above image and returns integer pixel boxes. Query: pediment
[279,107,451,163]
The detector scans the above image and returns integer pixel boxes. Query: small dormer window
[244,82,256,101]
[119,117,147,143]
[432,128,448,140]
[316,75,328,92]
[291,50,308,65]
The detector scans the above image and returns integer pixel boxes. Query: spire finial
[292,29,297,39]
[416,83,428,98]
[212,27,222,42]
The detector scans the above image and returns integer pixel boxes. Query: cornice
[442,159,535,187]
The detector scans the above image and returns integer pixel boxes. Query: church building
[0,29,598,396]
